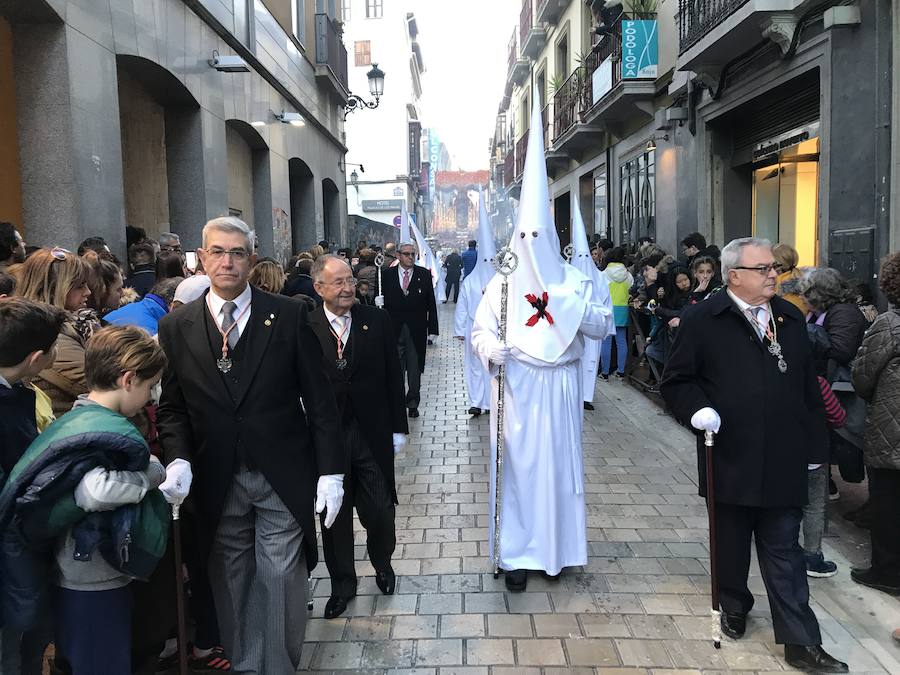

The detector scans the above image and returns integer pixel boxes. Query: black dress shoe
[583,402,595,411]
[324,595,354,619]
[784,644,848,673]
[541,570,561,581]
[720,612,746,640]
[504,569,527,592]
[408,408,419,418]
[375,567,396,595]
[468,407,482,416]
[850,567,900,595]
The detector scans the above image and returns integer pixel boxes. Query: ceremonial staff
[705,430,722,649]
[563,243,574,263]
[375,251,385,298]
[491,246,518,579]
[171,504,189,675]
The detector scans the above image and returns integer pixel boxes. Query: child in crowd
[0,325,170,675]
[689,256,722,304]
[0,270,16,297]
[601,247,634,380]
[356,279,374,305]
[803,376,846,577]
[0,298,66,675]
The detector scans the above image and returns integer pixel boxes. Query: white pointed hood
[485,97,590,362]
[399,201,411,245]
[461,189,498,321]
[410,215,440,288]
[569,195,616,338]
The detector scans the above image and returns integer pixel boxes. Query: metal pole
[705,430,721,649]
[172,503,190,675]
[491,247,519,579]
[375,251,385,298]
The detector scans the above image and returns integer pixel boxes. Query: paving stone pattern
[300,305,900,674]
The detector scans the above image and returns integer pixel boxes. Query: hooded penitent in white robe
[472,98,614,575]
[454,190,497,410]
[568,197,615,403]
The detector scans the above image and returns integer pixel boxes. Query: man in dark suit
[442,248,464,303]
[375,241,438,418]
[156,217,346,674]
[661,237,847,673]
[308,255,408,619]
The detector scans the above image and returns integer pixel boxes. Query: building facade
[491,0,896,291]
[0,0,351,262]
[342,0,426,240]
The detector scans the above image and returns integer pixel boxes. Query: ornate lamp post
[344,63,386,119]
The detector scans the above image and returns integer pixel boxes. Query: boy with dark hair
[0,325,173,675]
[125,242,158,298]
[0,298,66,674]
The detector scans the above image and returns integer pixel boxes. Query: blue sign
[429,130,440,198]
[620,20,658,80]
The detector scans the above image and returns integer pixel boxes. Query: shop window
[354,40,371,66]
[366,0,383,18]
[620,149,655,246]
[594,169,608,240]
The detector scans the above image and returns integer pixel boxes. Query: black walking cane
[704,430,722,649]
[172,503,190,675]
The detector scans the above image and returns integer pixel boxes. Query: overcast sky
[412,0,520,172]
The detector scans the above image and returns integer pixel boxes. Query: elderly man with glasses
[661,237,848,673]
[374,242,439,418]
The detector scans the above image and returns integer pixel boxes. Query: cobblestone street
[300,304,900,674]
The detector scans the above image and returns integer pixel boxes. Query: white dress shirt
[207,284,253,338]
[323,305,352,349]
[727,289,769,338]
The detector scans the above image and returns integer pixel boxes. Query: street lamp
[350,169,359,187]
[345,63,386,119]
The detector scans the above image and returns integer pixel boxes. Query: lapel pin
[269,313,275,319]
[777,316,784,323]
[363,324,369,331]
[264,320,272,326]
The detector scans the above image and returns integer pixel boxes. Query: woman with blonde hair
[307,244,325,260]
[15,247,94,416]
[249,259,286,294]
[773,243,806,312]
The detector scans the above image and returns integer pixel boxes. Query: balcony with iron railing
[520,0,548,59]
[515,132,529,179]
[314,14,349,102]
[676,0,811,72]
[536,0,572,25]
[503,146,516,190]
[507,29,530,88]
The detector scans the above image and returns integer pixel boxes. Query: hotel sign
[362,199,405,212]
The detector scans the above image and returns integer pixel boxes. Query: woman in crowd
[688,255,722,304]
[774,243,806,312]
[15,248,93,416]
[655,264,692,330]
[600,246,633,380]
[851,251,900,598]
[355,248,378,300]
[249,259,286,295]
[74,251,124,341]
[155,250,185,282]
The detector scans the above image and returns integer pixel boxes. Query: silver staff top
[491,247,519,277]
[374,251,385,268]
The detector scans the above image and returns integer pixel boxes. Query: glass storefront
[751,137,819,267]
[593,168,607,240]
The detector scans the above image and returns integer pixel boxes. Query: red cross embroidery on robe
[524,292,554,326]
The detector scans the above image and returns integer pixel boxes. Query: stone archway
[322,177,341,247]
[289,157,316,253]
[225,120,274,255]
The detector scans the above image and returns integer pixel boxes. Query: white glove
[690,407,721,434]
[315,474,345,529]
[374,295,385,308]
[393,433,408,456]
[159,459,193,505]
[428,334,439,342]
[489,345,510,366]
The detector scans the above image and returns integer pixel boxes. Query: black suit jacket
[308,304,408,501]
[660,291,827,508]
[156,287,346,568]
[376,264,439,373]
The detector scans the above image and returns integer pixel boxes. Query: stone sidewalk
[299,304,900,674]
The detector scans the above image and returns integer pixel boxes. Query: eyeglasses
[321,278,358,289]
[732,263,779,275]
[161,245,183,253]
[398,251,415,257]
[50,247,71,261]
[204,247,249,261]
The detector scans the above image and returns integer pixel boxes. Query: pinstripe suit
[157,288,345,674]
